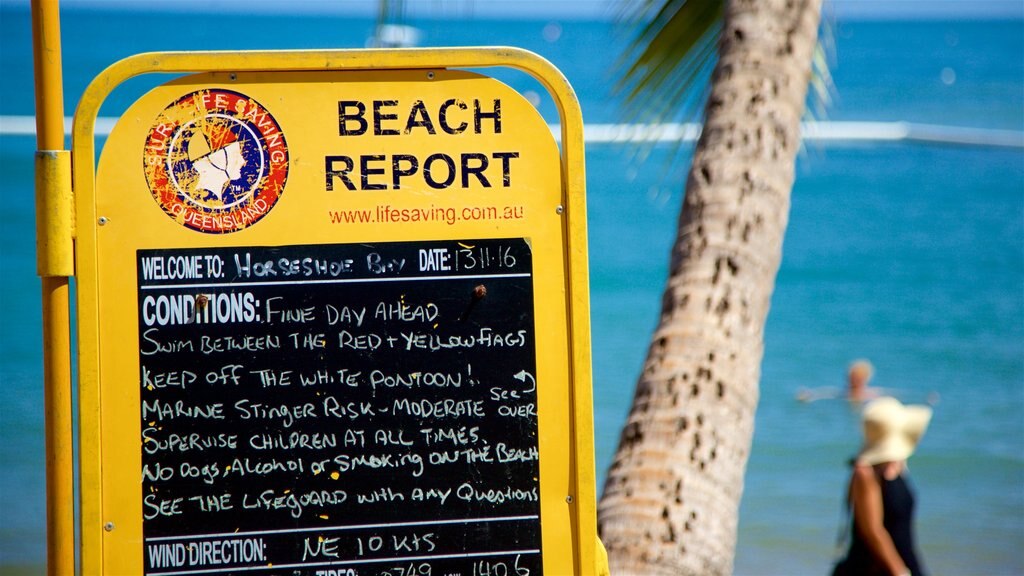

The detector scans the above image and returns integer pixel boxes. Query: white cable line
[1,115,1021,148]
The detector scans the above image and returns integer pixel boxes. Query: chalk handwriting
[137,240,541,574]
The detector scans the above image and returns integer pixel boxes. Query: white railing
[572,121,1024,148]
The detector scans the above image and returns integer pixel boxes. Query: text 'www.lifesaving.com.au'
[329,204,526,226]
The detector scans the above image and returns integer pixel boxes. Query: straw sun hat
[857,397,932,465]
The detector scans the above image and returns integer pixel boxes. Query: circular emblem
[143,89,289,233]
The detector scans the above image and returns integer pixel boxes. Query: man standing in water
[847,359,879,402]
[796,358,879,403]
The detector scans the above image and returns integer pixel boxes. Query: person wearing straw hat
[832,396,932,576]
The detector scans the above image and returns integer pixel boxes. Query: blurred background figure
[847,359,879,402]
[832,397,932,576]
[796,358,877,403]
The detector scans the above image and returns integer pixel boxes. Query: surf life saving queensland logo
[143,89,288,233]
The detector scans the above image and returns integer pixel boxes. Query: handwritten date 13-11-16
[417,245,519,273]
[453,245,518,272]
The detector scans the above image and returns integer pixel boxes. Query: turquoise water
[1,6,1022,574]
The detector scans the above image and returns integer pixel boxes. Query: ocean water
[1,5,1022,575]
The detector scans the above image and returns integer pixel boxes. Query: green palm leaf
[617,0,833,125]
[617,0,724,124]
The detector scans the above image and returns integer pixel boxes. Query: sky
[2,0,1023,20]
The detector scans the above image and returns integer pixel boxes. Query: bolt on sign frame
[71,48,600,575]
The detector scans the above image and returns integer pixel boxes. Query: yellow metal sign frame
[72,48,598,574]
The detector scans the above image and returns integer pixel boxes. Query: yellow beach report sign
[74,51,597,576]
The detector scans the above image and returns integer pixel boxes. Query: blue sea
[1,4,1022,575]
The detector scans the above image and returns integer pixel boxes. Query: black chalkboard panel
[137,238,541,576]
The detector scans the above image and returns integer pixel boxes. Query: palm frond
[616,0,724,125]
[616,0,835,125]
[809,10,837,121]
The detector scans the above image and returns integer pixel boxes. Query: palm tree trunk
[597,1,823,574]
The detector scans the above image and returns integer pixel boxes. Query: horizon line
[1,0,1022,21]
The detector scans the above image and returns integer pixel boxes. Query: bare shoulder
[849,463,883,515]
[851,464,879,488]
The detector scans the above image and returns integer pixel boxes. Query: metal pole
[31,0,75,574]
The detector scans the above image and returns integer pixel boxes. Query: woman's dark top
[838,472,927,576]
